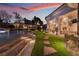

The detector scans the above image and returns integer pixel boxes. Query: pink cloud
[26,3,62,11]
[0,3,62,13]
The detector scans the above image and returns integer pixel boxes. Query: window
[71,19,78,23]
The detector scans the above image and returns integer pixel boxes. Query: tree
[0,10,15,29]
[13,12,22,23]
[0,17,3,23]
[32,16,37,25]
[23,18,32,24]
[32,16,43,30]
[32,16,43,26]
[43,24,47,31]
[0,10,12,24]
[36,17,43,26]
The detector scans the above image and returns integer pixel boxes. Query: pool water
[0,30,27,44]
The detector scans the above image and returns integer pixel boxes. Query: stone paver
[44,36,57,55]
[18,40,35,56]
[0,32,35,56]
[44,41,50,45]
[44,46,57,55]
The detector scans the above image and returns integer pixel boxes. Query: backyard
[48,35,71,56]
[31,31,71,56]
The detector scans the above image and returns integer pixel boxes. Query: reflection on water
[0,30,27,44]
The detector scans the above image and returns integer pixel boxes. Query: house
[45,3,78,36]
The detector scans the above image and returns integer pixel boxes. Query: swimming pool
[0,30,27,44]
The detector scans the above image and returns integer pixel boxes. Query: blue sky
[0,3,62,24]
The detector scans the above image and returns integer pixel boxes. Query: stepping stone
[20,37,28,39]
[44,46,57,55]
[44,41,50,45]
[44,36,49,40]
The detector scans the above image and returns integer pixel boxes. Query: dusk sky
[0,3,62,24]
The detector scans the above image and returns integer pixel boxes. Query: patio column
[58,17,61,35]
[77,4,79,36]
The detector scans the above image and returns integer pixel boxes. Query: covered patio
[45,3,78,36]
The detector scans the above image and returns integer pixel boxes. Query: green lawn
[48,35,71,56]
[31,31,45,56]
[31,31,71,56]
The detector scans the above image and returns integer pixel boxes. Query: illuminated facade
[45,3,78,36]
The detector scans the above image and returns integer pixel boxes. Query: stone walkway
[44,46,57,55]
[0,32,35,56]
[43,35,57,56]
[17,32,35,56]
[18,40,35,56]
[20,32,57,56]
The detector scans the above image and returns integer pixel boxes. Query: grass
[31,30,71,56]
[48,35,71,56]
[31,31,45,56]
